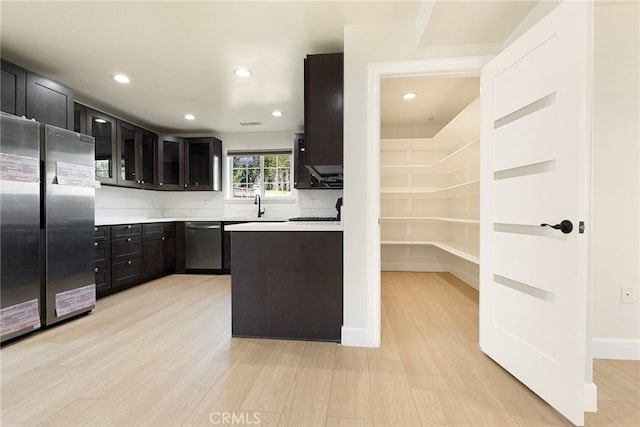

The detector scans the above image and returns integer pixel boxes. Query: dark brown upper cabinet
[116,120,157,189]
[184,137,222,191]
[1,59,26,117]
[304,52,343,168]
[157,135,185,190]
[293,133,323,189]
[26,73,74,130]
[84,106,118,186]
[2,58,73,130]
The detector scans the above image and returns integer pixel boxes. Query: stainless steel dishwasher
[185,222,222,270]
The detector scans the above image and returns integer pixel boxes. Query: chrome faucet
[254,194,265,218]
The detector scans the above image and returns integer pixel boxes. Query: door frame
[366,55,493,346]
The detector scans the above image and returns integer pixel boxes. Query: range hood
[305,164,343,188]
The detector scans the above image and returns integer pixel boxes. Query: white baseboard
[381,262,447,272]
[341,326,375,347]
[584,382,598,412]
[448,268,479,290]
[592,337,640,360]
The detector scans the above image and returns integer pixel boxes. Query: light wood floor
[1,272,638,426]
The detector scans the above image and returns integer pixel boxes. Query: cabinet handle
[127,238,132,242]
[159,182,163,186]
[127,260,132,265]
[161,236,165,241]
[94,227,98,231]
[184,184,188,188]
[127,225,132,229]
[94,267,99,273]
[94,242,98,247]
[141,180,144,184]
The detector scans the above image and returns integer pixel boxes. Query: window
[229,151,292,199]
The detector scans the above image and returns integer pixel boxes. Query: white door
[479,1,593,426]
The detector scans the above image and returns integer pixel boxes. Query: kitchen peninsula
[227,221,343,342]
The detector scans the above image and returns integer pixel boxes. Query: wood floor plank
[34,397,111,426]
[327,346,373,420]
[279,341,336,427]
[411,389,471,426]
[178,338,278,426]
[133,343,248,426]
[325,416,375,427]
[83,370,185,426]
[239,339,305,413]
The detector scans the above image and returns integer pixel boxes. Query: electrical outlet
[621,286,633,304]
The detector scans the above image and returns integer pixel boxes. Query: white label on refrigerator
[0,299,41,338]
[55,284,96,317]
[56,161,95,188]
[0,153,40,183]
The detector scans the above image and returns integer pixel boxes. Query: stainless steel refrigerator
[1,112,96,342]
[1,113,42,342]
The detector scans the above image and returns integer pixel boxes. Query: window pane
[230,153,292,199]
[233,155,259,168]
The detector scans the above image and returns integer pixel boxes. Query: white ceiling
[381,75,479,137]
[0,1,536,136]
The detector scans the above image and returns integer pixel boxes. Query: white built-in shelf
[381,217,479,224]
[381,138,479,174]
[380,179,479,198]
[381,240,479,265]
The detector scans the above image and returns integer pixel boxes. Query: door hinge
[579,221,585,234]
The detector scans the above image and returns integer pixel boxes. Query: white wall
[343,20,496,346]
[95,131,342,221]
[591,2,640,359]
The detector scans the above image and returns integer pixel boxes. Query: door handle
[540,220,573,234]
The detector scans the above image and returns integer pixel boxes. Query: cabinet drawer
[143,223,163,237]
[112,258,142,288]
[111,224,142,239]
[94,260,112,294]
[94,225,111,241]
[112,236,142,261]
[143,222,176,241]
[94,240,111,264]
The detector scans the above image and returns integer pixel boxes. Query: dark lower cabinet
[111,224,142,291]
[95,222,177,298]
[231,231,343,342]
[94,226,112,294]
[112,258,143,289]
[142,223,176,278]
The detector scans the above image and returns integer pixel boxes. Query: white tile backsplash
[95,186,343,221]
[95,186,162,219]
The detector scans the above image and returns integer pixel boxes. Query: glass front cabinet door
[88,108,117,186]
[157,135,184,190]
[116,121,157,188]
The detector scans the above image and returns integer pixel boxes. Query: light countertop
[94,217,288,226]
[225,221,343,232]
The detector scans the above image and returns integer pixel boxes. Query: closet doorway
[379,75,480,288]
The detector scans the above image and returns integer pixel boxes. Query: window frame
[227,150,293,200]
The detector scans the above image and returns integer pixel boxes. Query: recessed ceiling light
[184,114,195,121]
[234,67,252,78]
[94,118,107,124]
[113,74,130,84]
[402,92,417,100]
[272,110,283,117]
